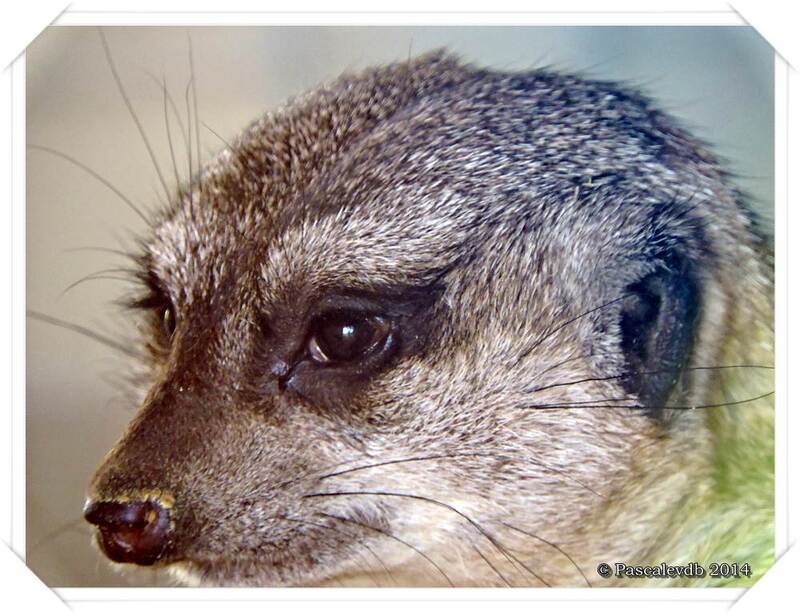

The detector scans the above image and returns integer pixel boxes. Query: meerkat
[79,50,774,587]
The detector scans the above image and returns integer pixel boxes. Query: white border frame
[4,2,795,611]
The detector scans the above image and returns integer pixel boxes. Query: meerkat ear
[618,250,700,411]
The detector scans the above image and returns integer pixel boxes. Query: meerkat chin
[82,50,774,587]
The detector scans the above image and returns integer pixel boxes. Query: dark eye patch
[258,283,442,411]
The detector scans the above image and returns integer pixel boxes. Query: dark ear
[618,251,700,410]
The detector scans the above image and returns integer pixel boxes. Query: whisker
[249,446,605,504]
[315,452,606,500]
[277,514,388,587]
[187,32,202,186]
[161,75,183,193]
[183,78,193,159]
[499,521,591,587]
[317,511,453,587]
[184,77,196,217]
[247,374,770,508]
[472,543,512,587]
[525,391,774,412]
[317,452,494,481]
[98,28,172,204]
[541,396,634,405]
[515,296,626,366]
[305,489,549,586]
[491,541,551,587]
[60,267,139,296]
[61,274,138,296]
[28,144,151,225]
[528,364,775,396]
[63,246,137,260]
[201,121,233,150]
[531,350,611,381]
[29,516,91,557]
[27,309,141,359]
[203,120,271,195]
[202,120,268,185]
[144,71,190,154]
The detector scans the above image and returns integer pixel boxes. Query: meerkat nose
[83,498,173,566]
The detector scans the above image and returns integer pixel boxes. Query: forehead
[150,173,477,312]
[145,58,681,309]
[145,96,470,303]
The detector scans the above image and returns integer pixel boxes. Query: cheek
[516,399,654,506]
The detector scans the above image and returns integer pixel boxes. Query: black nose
[83,498,174,565]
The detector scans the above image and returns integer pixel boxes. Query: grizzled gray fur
[84,51,774,587]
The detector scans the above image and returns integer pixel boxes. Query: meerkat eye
[126,271,177,343]
[308,313,392,364]
[161,302,177,339]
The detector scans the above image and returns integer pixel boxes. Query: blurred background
[26,26,774,587]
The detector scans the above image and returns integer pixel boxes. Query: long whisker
[202,121,269,186]
[525,391,774,412]
[515,296,626,366]
[528,364,775,395]
[315,452,605,500]
[63,246,137,260]
[184,77,196,217]
[61,274,138,296]
[317,452,493,481]
[531,350,613,381]
[201,121,234,150]
[183,78,193,165]
[499,521,591,587]
[28,516,91,557]
[161,75,183,193]
[27,309,141,359]
[305,490,550,587]
[277,514,390,586]
[28,144,151,225]
[98,28,172,204]
[317,511,453,587]
[252,446,605,504]
[471,543,512,587]
[144,71,190,154]
[60,267,139,296]
[188,33,202,186]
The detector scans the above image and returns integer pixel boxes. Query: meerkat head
[83,51,771,586]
